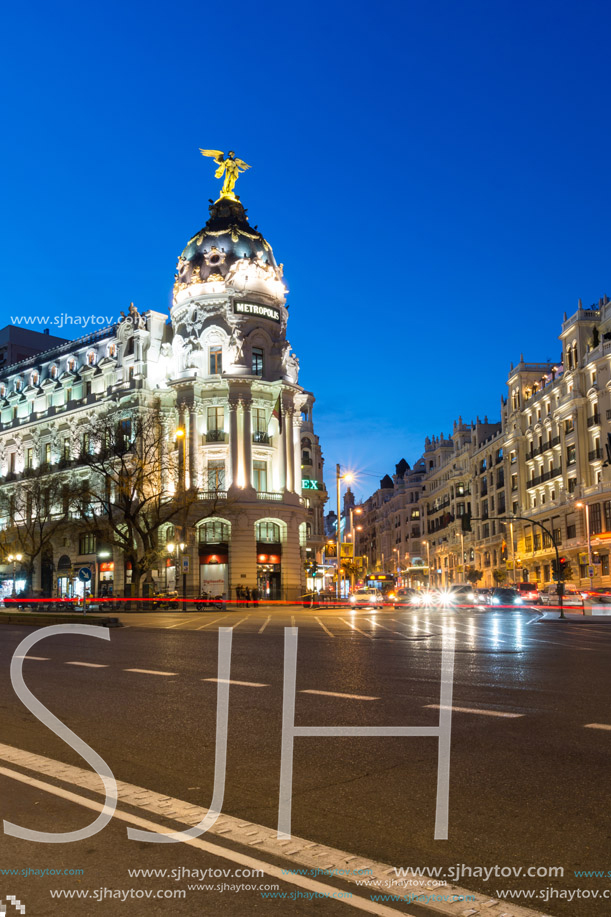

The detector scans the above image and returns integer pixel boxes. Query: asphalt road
[0,605,610,917]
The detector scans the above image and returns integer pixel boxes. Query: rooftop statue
[199,149,251,201]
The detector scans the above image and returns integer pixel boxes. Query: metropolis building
[0,160,326,601]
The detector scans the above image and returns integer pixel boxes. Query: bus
[364,573,396,596]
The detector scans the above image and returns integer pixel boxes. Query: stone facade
[0,194,326,602]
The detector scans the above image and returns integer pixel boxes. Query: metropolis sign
[234,301,281,323]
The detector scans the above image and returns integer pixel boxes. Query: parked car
[517,581,540,604]
[489,587,523,606]
[349,588,383,607]
[540,583,584,607]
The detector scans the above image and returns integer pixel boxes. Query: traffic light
[310,561,318,578]
[461,512,472,533]
[552,556,569,580]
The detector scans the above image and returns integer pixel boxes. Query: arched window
[67,358,76,372]
[50,365,58,379]
[31,371,39,386]
[87,351,96,366]
[108,343,117,358]
[199,520,230,544]
[256,521,280,543]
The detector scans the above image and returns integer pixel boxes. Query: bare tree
[75,402,226,597]
[0,470,75,593]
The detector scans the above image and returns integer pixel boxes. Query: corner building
[0,192,326,601]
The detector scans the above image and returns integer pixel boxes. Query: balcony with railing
[198,490,228,500]
[587,414,601,428]
[253,431,272,444]
[206,429,227,443]
[588,448,602,462]
[526,466,562,488]
[256,491,283,501]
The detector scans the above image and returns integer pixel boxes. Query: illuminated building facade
[0,191,326,601]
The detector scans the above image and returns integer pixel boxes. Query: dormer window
[0,384,5,397]
[31,371,39,386]
[50,365,58,379]
[87,351,96,366]
[14,380,21,392]
[108,343,116,358]
[67,358,76,372]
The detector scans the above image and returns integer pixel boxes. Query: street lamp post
[576,502,593,590]
[335,464,353,601]
[7,553,23,597]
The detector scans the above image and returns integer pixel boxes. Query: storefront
[57,555,73,598]
[257,546,281,600]
[98,561,114,596]
[199,551,228,598]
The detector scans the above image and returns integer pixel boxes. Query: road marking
[301,689,379,701]
[203,678,269,688]
[584,723,611,730]
[231,617,248,628]
[258,616,271,634]
[14,656,49,661]
[65,662,108,668]
[315,616,334,637]
[0,742,549,917]
[339,617,373,639]
[166,618,194,629]
[366,618,408,637]
[196,616,229,630]
[124,668,177,677]
[426,704,524,718]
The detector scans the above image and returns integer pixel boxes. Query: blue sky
[1,0,610,499]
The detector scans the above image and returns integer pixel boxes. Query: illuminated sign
[302,479,321,490]
[234,301,281,323]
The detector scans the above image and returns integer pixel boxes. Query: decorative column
[189,408,198,490]
[285,406,294,492]
[277,402,287,493]
[241,396,253,490]
[293,413,302,494]
[229,397,239,489]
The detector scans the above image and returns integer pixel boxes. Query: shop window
[601,555,609,576]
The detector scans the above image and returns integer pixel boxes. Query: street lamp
[336,465,354,600]
[7,553,23,597]
[175,427,186,491]
[576,502,593,590]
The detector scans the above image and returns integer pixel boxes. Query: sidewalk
[539,607,611,622]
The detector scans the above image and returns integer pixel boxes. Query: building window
[253,460,268,492]
[78,533,96,554]
[565,418,574,434]
[207,460,225,491]
[604,500,611,532]
[566,445,576,465]
[199,520,229,543]
[601,555,609,576]
[253,408,267,434]
[9,452,15,473]
[207,406,224,435]
[65,386,72,402]
[87,351,96,366]
[108,343,116,358]
[67,358,76,372]
[44,443,51,464]
[567,523,577,539]
[590,503,602,535]
[209,346,222,374]
[568,477,577,493]
[256,520,280,542]
[252,348,264,376]
[26,447,34,469]
[63,438,71,461]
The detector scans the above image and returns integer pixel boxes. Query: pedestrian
[236,584,243,603]
[244,586,251,607]
[252,586,260,606]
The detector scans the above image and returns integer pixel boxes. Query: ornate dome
[173,197,286,303]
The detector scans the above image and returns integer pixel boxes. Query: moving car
[438,584,478,607]
[349,588,383,607]
[489,587,523,606]
[517,581,540,604]
[393,587,419,607]
[539,583,584,607]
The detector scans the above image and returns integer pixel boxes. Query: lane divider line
[14,656,49,661]
[584,723,611,730]
[338,618,373,639]
[301,690,379,701]
[65,662,108,668]
[0,743,549,917]
[426,704,524,718]
[203,678,269,688]
[258,616,272,634]
[196,617,228,630]
[314,617,334,637]
[124,668,178,677]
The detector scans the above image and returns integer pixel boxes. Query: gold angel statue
[199,149,251,200]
